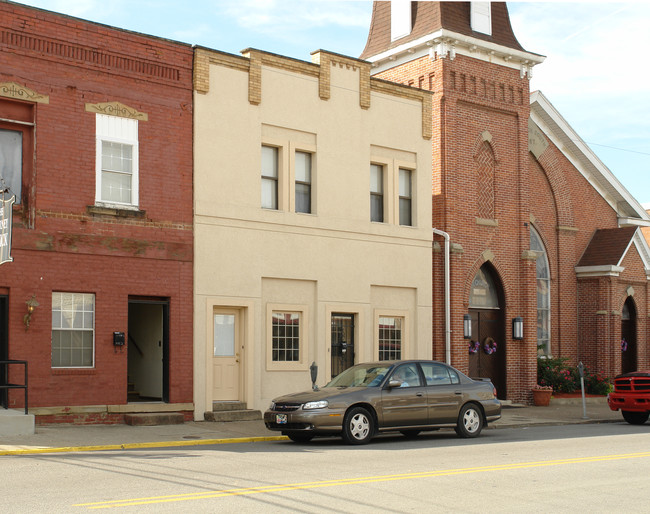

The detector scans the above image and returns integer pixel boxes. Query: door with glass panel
[331,314,355,378]
[212,310,240,401]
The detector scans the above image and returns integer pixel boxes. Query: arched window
[469,265,500,309]
[530,227,550,355]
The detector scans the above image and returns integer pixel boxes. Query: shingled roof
[577,227,639,267]
[360,1,526,60]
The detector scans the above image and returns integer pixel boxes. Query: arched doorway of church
[468,263,506,398]
[621,297,637,374]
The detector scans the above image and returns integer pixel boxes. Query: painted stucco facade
[192,48,433,418]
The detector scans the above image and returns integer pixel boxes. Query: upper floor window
[0,129,22,203]
[261,145,279,210]
[530,227,550,355]
[95,114,139,208]
[370,164,384,222]
[0,98,36,206]
[398,168,412,226]
[295,151,311,214]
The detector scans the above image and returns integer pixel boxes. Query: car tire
[400,430,421,438]
[622,411,649,425]
[342,407,374,445]
[286,433,315,443]
[455,403,483,438]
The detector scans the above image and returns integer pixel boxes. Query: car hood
[273,387,368,404]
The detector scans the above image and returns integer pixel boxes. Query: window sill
[52,368,96,375]
[87,205,146,219]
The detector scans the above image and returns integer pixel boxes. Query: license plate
[276,414,288,424]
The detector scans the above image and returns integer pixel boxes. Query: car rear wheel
[622,411,649,425]
[455,403,483,438]
[286,433,315,443]
[400,430,421,438]
[342,407,374,445]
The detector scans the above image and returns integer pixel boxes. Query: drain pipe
[432,228,451,364]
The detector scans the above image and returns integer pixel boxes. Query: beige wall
[193,48,433,419]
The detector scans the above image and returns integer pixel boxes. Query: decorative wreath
[468,340,480,354]
[483,337,498,355]
[621,338,628,352]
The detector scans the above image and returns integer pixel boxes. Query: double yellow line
[75,451,650,509]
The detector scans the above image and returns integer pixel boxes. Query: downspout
[433,228,451,364]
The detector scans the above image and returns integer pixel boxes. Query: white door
[212,310,240,401]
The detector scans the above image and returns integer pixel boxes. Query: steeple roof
[361,2,525,60]
[360,2,544,76]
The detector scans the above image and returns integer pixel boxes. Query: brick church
[361,2,650,402]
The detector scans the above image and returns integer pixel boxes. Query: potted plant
[532,384,553,406]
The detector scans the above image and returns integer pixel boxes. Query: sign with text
[0,195,15,265]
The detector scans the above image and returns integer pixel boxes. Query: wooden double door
[468,309,506,399]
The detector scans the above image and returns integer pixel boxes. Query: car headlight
[302,400,328,410]
[269,402,276,411]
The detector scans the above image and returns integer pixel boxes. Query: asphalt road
[4,423,650,512]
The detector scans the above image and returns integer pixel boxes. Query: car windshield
[325,364,392,388]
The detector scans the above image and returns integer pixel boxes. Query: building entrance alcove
[468,264,506,398]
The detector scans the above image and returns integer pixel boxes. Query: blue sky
[16,1,650,205]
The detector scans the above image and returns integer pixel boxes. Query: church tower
[361,2,545,400]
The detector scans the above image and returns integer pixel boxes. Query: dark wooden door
[621,315,637,374]
[468,309,506,399]
[0,295,8,408]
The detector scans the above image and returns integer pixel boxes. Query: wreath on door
[468,340,480,354]
[483,337,498,355]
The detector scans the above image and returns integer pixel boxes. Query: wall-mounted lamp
[512,317,524,340]
[463,314,472,339]
[23,294,39,330]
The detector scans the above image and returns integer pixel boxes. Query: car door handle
[416,392,424,397]
[454,391,463,395]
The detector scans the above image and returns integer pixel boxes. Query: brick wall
[375,48,648,400]
[0,2,194,413]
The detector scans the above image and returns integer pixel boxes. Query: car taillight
[493,386,497,398]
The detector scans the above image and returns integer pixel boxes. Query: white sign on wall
[0,195,15,265]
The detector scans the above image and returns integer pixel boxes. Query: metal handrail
[0,360,28,415]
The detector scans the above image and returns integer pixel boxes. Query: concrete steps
[124,412,184,426]
[0,409,35,436]
[204,401,262,422]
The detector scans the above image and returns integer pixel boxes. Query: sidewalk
[0,398,623,455]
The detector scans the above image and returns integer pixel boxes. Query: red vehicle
[607,372,650,424]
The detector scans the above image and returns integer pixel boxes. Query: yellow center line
[75,451,650,509]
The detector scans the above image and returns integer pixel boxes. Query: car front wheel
[455,403,483,438]
[342,407,374,445]
[622,410,649,425]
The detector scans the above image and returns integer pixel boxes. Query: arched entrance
[621,297,637,374]
[468,264,506,398]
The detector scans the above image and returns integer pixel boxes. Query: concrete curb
[0,435,288,456]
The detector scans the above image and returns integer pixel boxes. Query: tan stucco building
[192,47,433,419]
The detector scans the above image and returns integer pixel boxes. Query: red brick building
[361,2,650,401]
[0,2,194,423]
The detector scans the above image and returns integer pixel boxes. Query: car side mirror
[388,380,402,389]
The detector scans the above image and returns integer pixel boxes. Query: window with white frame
[398,168,412,226]
[95,114,139,207]
[51,292,95,368]
[295,151,312,214]
[370,164,384,222]
[530,227,550,355]
[261,145,279,210]
[378,316,403,360]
